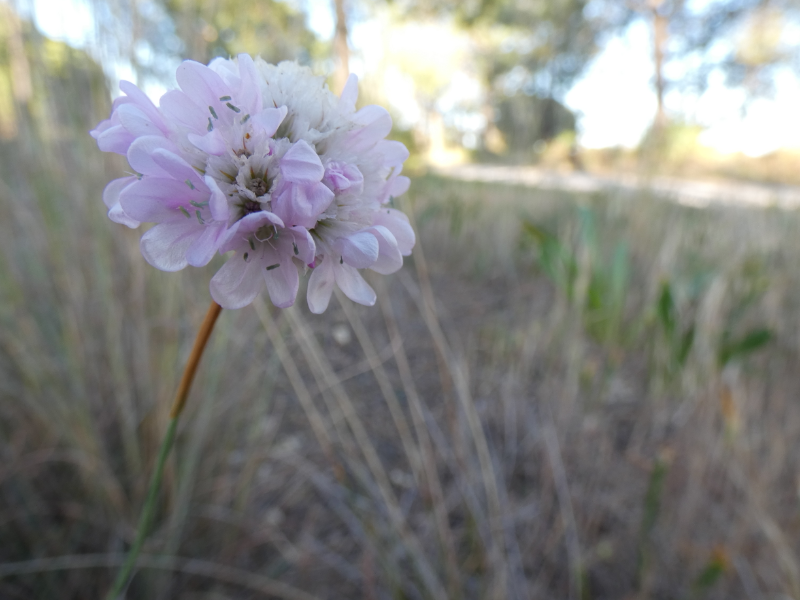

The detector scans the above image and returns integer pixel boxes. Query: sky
[15,0,800,157]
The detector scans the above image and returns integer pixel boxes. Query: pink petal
[366,225,403,275]
[140,220,201,272]
[272,182,334,228]
[160,90,208,133]
[372,208,415,256]
[120,177,204,222]
[336,231,379,268]
[176,60,231,116]
[251,106,288,137]
[210,254,265,309]
[376,140,409,167]
[116,104,163,138]
[108,203,141,229]
[188,130,227,155]
[218,211,284,253]
[236,53,262,115]
[204,176,230,222]
[338,73,359,112]
[263,254,300,308]
[347,105,392,153]
[97,125,135,154]
[119,80,166,132]
[186,222,227,267]
[334,263,376,306]
[102,176,137,210]
[103,176,139,228]
[307,257,335,314]
[285,226,315,264]
[387,175,410,198]
[127,136,182,177]
[151,148,207,190]
[280,140,324,183]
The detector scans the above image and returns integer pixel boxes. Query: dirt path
[432,164,800,209]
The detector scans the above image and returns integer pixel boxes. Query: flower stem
[106,300,223,599]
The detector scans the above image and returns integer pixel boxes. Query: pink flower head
[92,57,415,313]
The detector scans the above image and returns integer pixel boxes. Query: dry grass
[4,46,800,600]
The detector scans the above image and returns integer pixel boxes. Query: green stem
[106,300,222,599]
[105,417,178,600]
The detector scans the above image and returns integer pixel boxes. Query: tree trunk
[651,2,668,130]
[333,0,350,95]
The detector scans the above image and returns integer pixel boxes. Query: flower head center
[248,177,269,196]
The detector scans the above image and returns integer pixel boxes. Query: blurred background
[3,0,800,598]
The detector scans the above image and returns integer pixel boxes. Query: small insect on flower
[91,55,415,313]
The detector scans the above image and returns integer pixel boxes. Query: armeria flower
[91,55,414,313]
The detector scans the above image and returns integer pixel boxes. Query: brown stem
[169,301,223,418]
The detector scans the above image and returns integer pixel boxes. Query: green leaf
[718,328,773,367]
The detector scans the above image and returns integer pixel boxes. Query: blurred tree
[85,0,319,88]
[618,0,799,132]
[387,0,631,155]
[163,0,318,64]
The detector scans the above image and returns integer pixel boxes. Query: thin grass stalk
[105,300,222,599]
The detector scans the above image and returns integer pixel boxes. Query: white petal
[204,176,230,222]
[210,254,265,309]
[264,255,300,309]
[251,106,288,137]
[334,263,376,306]
[280,139,324,183]
[338,73,359,112]
[140,220,200,272]
[188,130,227,155]
[116,104,162,138]
[307,257,335,314]
[366,225,403,275]
[108,203,141,229]
[186,222,227,267]
[372,208,415,256]
[127,136,181,177]
[336,231,379,268]
[102,176,137,210]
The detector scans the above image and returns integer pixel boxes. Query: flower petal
[120,177,205,222]
[151,149,207,190]
[236,53,262,115]
[96,125,135,154]
[160,90,208,133]
[127,136,182,177]
[307,256,335,314]
[188,130,227,155]
[108,203,141,229]
[334,262,376,306]
[376,140,409,167]
[347,105,392,153]
[119,80,166,132]
[140,219,201,272]
[210,253,265,309]
[372,208,415,255]
[387,175,410,198]
[102,176,137,210]
[204,176,230,222]
[263,254,300,308]
[336,231,379,268]
[186,222,227,267]
[116,103,164,138]
[338,73,359,113]
[280,139,324,183]
[251,106,288,137]
[176,60,231,116]
[366,225,403,275]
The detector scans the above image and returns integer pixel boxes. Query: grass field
[3,41,800,600]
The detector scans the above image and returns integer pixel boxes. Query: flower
[91,55,414,313]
